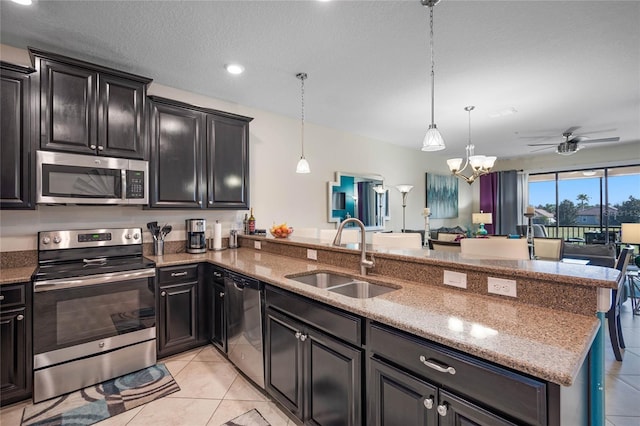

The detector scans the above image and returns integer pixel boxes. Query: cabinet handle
[90,144,97,149]
[97,145,104,151]
[419,356,456,375]
[0,295,4,301]
[16,314,24,321]
[299,334,308,342]
[437,403,448,417]
[161,291,167,297]
[198,201,202,205]
[219,292,225,298]
[423,397,434,410]
[171,271,188,277]
[213,272,222,278]
[209,201,213,205]
[295,331,302,340]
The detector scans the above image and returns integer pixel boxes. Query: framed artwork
[426,173,458,218]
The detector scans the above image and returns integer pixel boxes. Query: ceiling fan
[526,127,620,156]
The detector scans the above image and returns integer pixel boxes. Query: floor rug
[222,408,271,426]
[21,364,179,426]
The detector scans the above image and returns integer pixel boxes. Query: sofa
[562,243,616,267]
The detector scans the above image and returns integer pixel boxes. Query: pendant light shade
[421,0,445,151]
[296,72,310,174]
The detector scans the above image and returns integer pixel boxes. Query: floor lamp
[422,208,431,247]
[395,185,413,233]
[373,185,387,228]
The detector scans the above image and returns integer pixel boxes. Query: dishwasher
[225,271,265,388]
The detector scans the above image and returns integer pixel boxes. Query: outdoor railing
[544,225,621,242]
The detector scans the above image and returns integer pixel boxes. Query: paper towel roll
[213,221,222,250]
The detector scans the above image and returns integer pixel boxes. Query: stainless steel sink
[328,281,397,298]
[285,271,398,298]
[286,272,354,289]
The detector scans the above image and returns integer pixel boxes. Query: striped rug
[21,364,179,426]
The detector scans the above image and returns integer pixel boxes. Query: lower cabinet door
[158,282,197,356]
[265,308,304,419]
[210,281,226,352]
[306,329,363,426]
[0,307,27,405]
[369,357,437,426]
[438,390,517,426]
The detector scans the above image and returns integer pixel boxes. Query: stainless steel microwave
[36,151,148,205]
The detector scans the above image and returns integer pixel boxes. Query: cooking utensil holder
[153,239,164,256]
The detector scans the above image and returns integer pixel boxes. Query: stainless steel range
[32,227,156,403]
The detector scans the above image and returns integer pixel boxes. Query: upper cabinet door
[206,114,250,209]
[97,74,146,159]
[39,59,98,155]
[0,64,34,209]
[149,100,205,208]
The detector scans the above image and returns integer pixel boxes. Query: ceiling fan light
[296,157,310,174]
[447,158,463,172]
[422,126,446,151]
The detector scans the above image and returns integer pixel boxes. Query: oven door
[33,269,156,361]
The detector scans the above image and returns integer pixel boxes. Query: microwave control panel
[125,170,145,199]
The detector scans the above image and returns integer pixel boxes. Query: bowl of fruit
[270,223,293,239]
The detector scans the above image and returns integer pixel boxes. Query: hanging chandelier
[421,0,445,151]
[446,106,496,184]
[296,72,310,174]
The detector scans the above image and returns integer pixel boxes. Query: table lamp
[621,223,640,267]
[472,211,492,236]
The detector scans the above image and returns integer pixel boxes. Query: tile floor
[1,299,639,426]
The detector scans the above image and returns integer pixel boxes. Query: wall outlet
[254,241,261,250]
[307,249,317,260]
[443,270,467,289]
[488,277,517,297]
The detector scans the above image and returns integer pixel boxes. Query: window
[528,165,640,243]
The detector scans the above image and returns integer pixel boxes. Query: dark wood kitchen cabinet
[0,282,32,406]
[265,287,363,425]
[148,96,252,209]
[29,48,151,159]
[367,322,574,426]
[157,264,206,358]
[1,62,35,209]
[207,265,227,352]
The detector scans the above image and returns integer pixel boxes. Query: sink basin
[328,281,397,299]
[285,271,398,298]
[286,272,354,289]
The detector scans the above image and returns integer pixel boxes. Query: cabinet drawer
[158,264,198,284]
[369,322,547,426]
[0,284,26,308]
[266,286,362,346]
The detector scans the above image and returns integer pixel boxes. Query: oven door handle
[34,268,156,292]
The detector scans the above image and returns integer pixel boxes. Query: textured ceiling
[1,0,639,160]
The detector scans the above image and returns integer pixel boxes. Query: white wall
[0,45,473,251]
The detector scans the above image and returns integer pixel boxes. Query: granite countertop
[149,248,600,387]
[0,265,36,285]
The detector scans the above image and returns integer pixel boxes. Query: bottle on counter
[248,208,256,235]
[243,213,249,234]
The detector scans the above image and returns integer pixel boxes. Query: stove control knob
[42,236,51,245]
[133,233,140,240]
[125,233,132,240]
[53,236,61,244]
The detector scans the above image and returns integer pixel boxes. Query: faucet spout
[332,218,374,275]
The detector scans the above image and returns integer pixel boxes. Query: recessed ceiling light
[225,64,245,75]
[11,0,32,5]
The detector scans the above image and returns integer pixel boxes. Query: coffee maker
[186,219,206,254]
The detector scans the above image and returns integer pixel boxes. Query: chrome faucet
[332,218,374,275]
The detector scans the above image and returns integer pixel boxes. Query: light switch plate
[307,249,317,260]
[488,277,517,297]
[254,241,261,250]
[443,270,467,289]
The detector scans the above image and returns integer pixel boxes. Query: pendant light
[421,0,445,151]
[296,72,310,174]
[447,106,496,184]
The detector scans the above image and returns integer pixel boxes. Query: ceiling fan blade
[530,146,555,153]
[563,126,581,134]
[580,137,620,144]
[578,128,617,136]
[527,143,561,146]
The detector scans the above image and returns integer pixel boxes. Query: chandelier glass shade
[447,106,496,184]
[421,0,445,151]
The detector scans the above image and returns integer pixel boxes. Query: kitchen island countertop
[149,248,600,387]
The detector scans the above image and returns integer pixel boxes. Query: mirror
[327,172,390,230]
